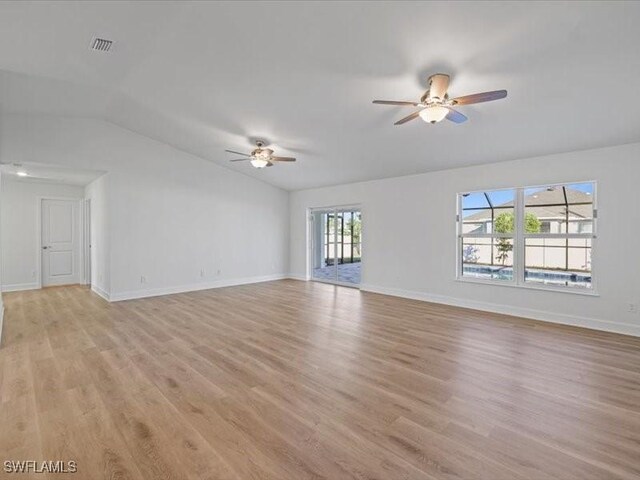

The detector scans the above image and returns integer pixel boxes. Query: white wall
[106,154,288,301]
[1,177,85,291]
[0,114,290,301]
[290,142,640,336]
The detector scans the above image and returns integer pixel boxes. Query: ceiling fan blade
[270,156,296,162]
[445,108,468,124]
[429,73,450,100]
[373,100,419,106]
[451,90,507,106]
[225,149,251,157]
[229,158,250,162]
[394,109,423,125]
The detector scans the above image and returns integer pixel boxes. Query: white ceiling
[1,1,639,190]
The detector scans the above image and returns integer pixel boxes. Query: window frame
[456,181,598,295]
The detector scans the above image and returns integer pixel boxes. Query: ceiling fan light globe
[419,105,449,124]
[250,158,270,169]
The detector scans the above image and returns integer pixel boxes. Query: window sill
[455,277,599,297]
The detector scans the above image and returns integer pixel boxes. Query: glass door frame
[308,205,362,288]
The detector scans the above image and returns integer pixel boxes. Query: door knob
[42,246,49,250]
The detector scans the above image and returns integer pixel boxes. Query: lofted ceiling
[1,1,639,191]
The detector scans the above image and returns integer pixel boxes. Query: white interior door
[42,199,79,287]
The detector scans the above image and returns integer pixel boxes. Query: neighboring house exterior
[462,188,593,273]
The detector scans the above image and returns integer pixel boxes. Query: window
[540,221,551,234]
[458,182,596,291]
[460,189,515,281]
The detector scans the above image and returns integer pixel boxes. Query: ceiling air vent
[90,37,113,53]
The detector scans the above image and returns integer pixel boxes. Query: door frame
[308,204,363,288]
[36,196,90,289]
[81,198,91,286]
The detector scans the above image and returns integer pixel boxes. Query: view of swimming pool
[462,264,592,288]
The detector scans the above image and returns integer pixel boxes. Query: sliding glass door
[311,207,362,286]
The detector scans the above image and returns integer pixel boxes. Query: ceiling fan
[373,73,507,125]
[225,140,296,169]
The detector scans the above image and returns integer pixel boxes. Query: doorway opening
[0,162,102,293]
[310,206,362,286]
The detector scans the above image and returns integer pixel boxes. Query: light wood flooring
[1,280,640,479]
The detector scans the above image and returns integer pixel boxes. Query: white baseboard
[91,284,111,302]
[287,273,308,281]
[109,274,289,302]
[2,282,40,292]
[359,283,640,338]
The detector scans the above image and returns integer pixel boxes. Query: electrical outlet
[216,269,221,276]
[628,302,638,314]
[200,269,205,278]
[140,275,147,284]
[31,270,36,278]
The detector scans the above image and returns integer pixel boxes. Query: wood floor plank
[67,383,147,480]
[1,281,639,479]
